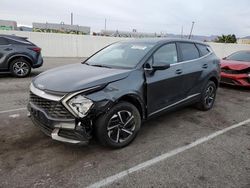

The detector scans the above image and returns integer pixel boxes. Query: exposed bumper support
[51,128,86,144]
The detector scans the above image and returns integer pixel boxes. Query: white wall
[0,30,123,57]
[207,42,250,58]
[1,30,250,58]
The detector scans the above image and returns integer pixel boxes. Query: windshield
[226,51,250,62]
[85,42,154,68]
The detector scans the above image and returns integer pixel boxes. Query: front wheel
[95,102,141,148]
[196,81,217,111]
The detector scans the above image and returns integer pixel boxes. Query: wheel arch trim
[7,54,33,67]
[116,93,146,119]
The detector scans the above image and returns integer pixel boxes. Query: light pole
[71,12,73,25]
[188,21,195,39]
[104,18,107,31]
[181,26,183,38]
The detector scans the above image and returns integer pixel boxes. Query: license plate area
[30,106,53,127]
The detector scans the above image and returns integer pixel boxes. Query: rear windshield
[226,51,250,62]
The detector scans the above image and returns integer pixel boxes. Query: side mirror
[222,57,227,60]
[152,62,170,70]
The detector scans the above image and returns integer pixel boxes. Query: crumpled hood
[33,63,132,93]
[220,60,250,70]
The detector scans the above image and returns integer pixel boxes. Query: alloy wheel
[13,61,29,76]
[204,85,215,107]
[107,110,135,143]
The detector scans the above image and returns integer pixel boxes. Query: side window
[0,37,9,45]
[196,44,211,56]
[179,42,199,61]
[153,43,178,64]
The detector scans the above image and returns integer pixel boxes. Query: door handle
[175,69,183,75]
[202,64,208,69]
[4,48,12,51]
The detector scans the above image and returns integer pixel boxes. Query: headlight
[67,95,93,118]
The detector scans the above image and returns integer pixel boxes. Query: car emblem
[37,84,45,90]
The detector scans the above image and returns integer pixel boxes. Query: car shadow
[219,83,250,92]
[0,71,43,79]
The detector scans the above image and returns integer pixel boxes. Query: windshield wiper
[91,64,112,68]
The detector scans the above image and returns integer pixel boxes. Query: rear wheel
[196,81,217,111]
[10,58,31,77]
[95,102,141,148]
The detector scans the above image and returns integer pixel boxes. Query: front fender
[86,69,145,118]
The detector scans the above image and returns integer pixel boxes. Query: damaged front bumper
[220,72,250,87]
[28,102,91,144]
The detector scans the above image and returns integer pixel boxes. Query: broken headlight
[66,95,93,118]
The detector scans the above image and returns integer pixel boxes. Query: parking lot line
[0,107,26,114]
[86,118,250,188]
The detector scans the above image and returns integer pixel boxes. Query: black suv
[0,34,43,77]
[28,39,220,148]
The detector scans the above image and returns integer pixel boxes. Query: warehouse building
[33,22,90,35]
[0,19,18,30]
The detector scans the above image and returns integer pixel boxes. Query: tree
[215,34,237,43]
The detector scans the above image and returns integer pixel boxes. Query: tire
[10,58,31,78]
[95,101,141,149]
[196,81,217,111]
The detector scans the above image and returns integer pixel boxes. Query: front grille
[29,92,74,119]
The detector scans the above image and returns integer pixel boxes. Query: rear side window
[0,37,9,45]
[153,43,178,64]
[7,38,32,45]
[196,44,211,56]
[179,42,199,61]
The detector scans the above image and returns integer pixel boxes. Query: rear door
[146,43,186,115]
[0,37,11,69]
[177,42,206,96]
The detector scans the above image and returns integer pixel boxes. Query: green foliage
[215,34,237,43]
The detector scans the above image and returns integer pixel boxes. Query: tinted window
[196,44,211,56]
[153,43,178,64]
[5,37,32,45]
[0,37,9,45]
[179,42,199,61]
[226,51,250,62]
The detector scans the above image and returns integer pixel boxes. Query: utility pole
[188,21,195,39]
[181,26,183,38]
[71,12,73,25]
[104,18,107,31]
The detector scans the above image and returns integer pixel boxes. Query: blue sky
[1,0,250,37]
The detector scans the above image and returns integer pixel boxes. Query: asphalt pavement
[0,57,249,188]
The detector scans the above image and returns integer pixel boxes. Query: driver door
[145,43,185,116]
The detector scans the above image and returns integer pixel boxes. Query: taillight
[29,47,41,53]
